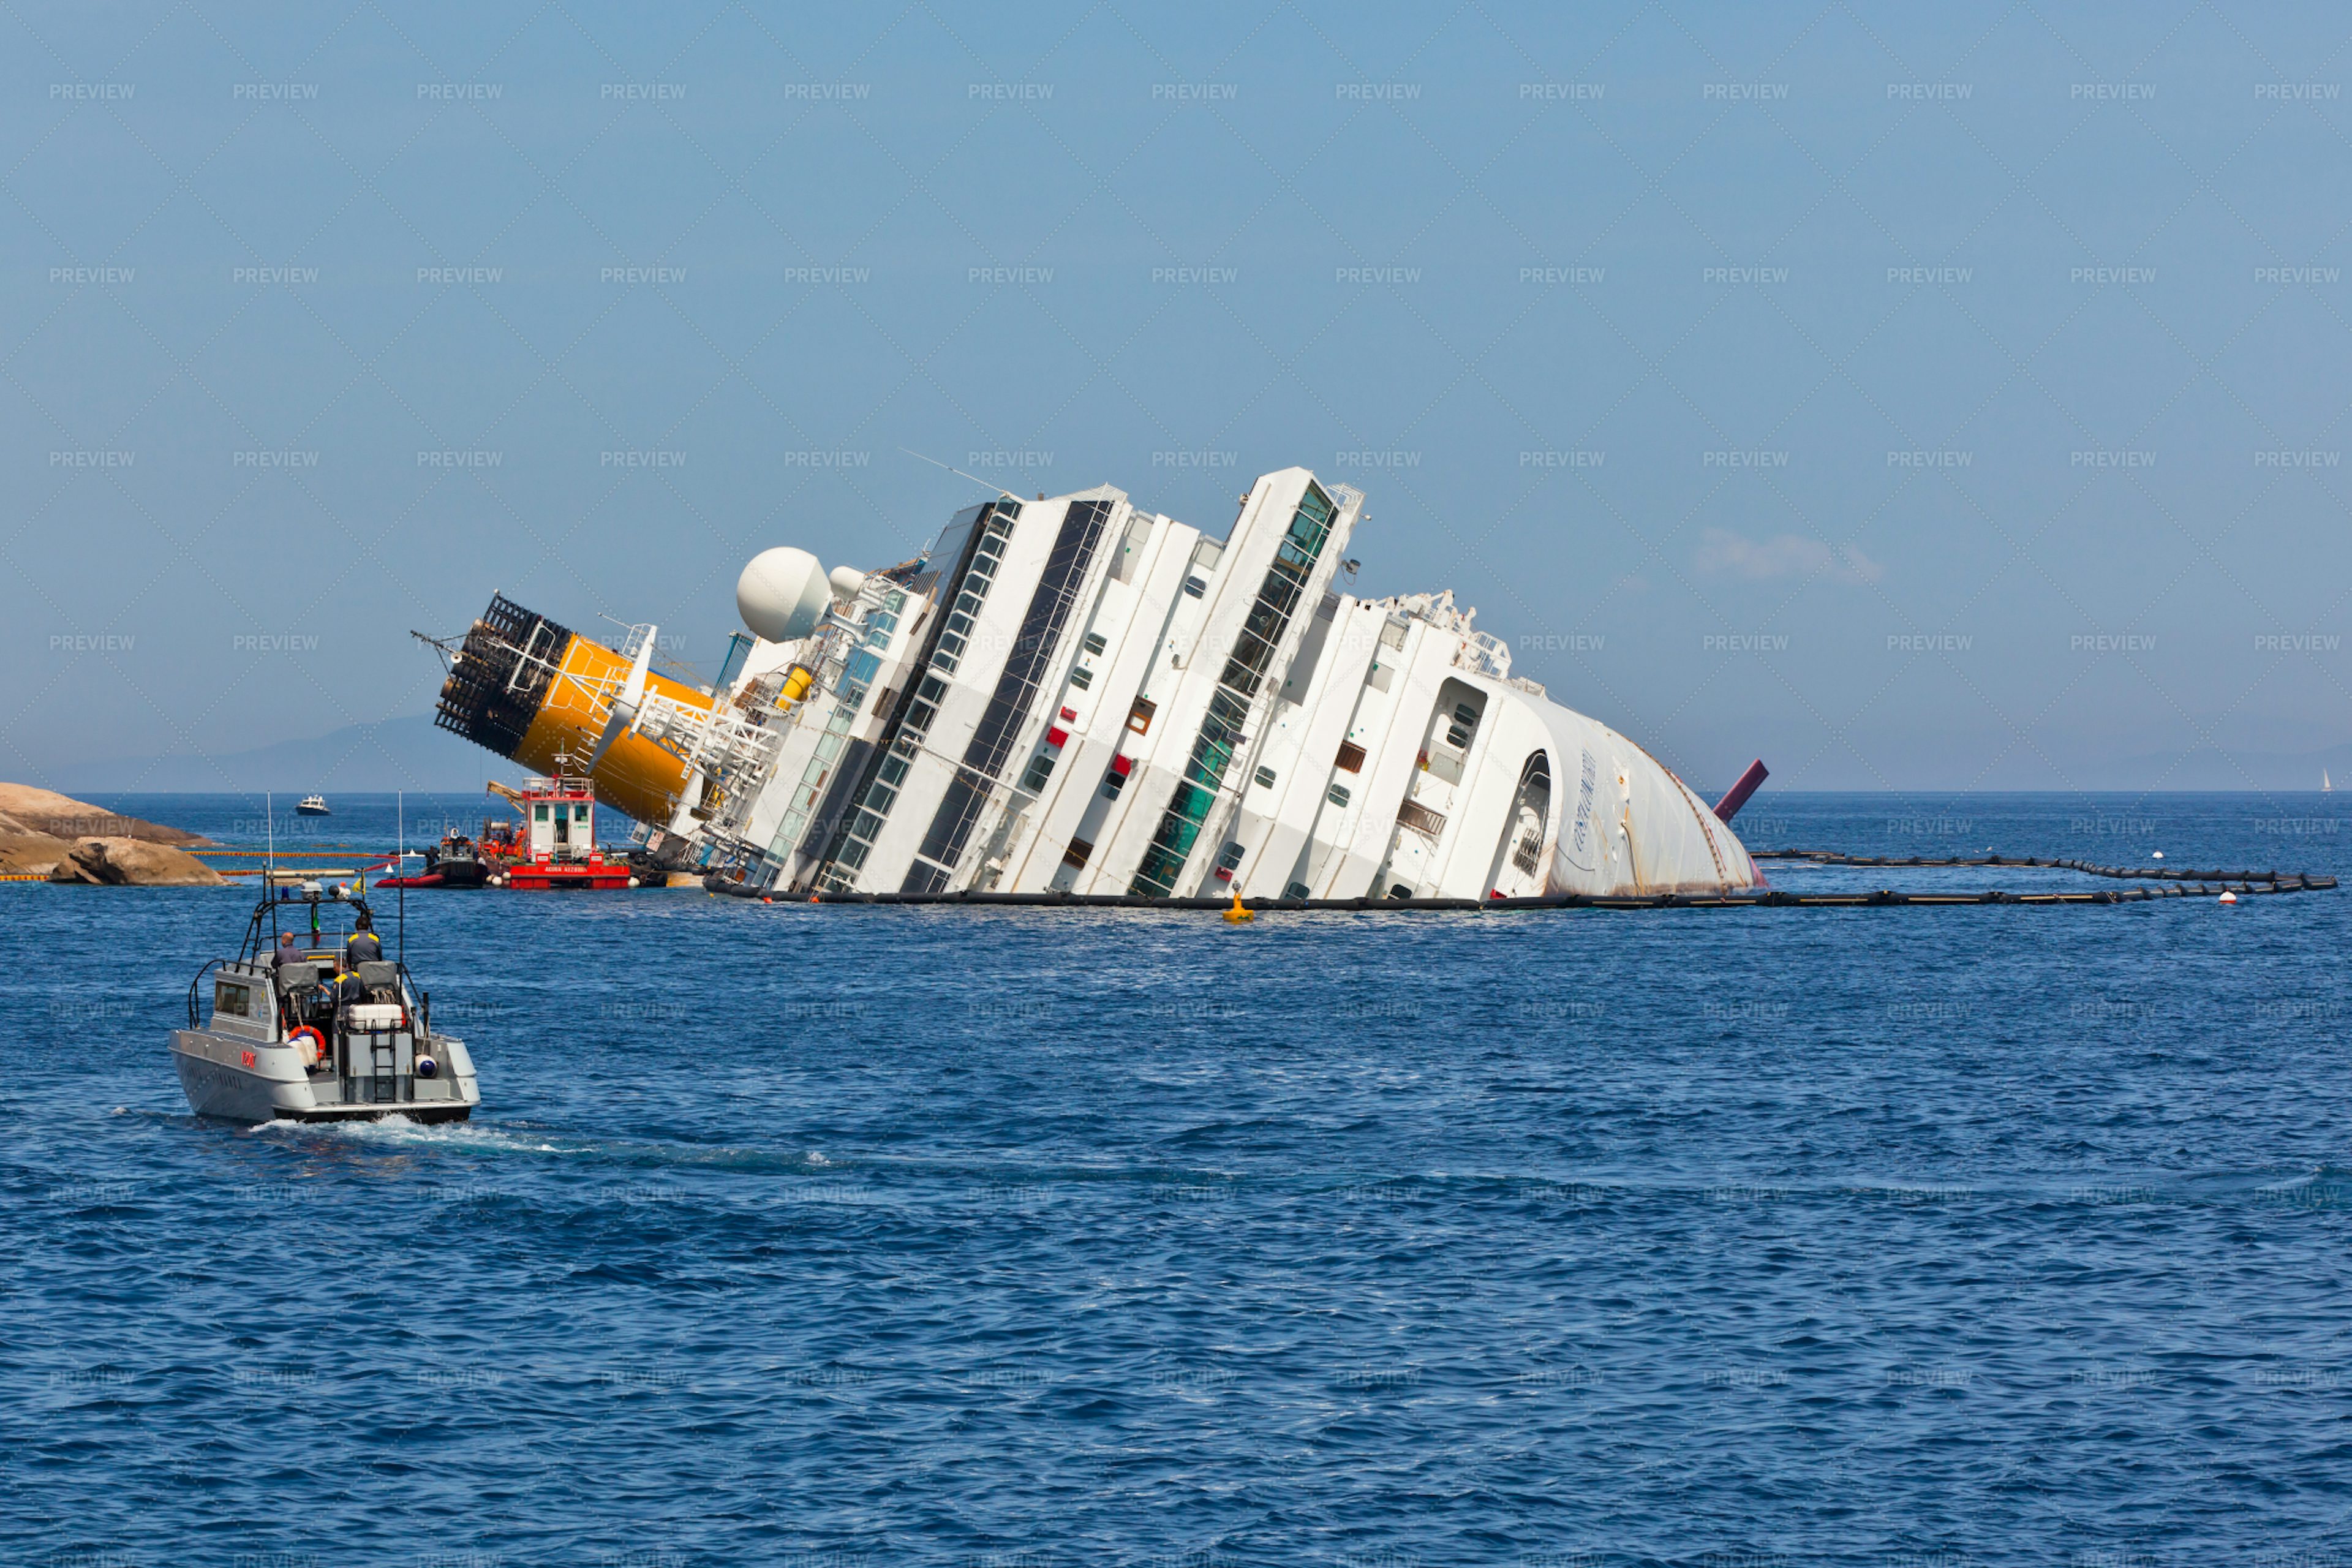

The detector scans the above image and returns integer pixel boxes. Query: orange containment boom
[432,592,718,826]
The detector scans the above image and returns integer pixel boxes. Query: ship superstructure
[430,467,1758,900]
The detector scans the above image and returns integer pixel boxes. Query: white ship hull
[435,466,1760,904]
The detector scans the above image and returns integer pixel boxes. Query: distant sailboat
[2325,769,2334,793]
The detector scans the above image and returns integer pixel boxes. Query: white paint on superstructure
[650,468,1758,900]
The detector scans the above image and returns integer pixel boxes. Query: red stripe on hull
[504,865,631,890]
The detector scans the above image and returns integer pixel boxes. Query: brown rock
[0,783,211,846]
[50,837,224,887]
[0,832,74,878]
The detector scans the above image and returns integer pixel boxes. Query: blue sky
[7,0,2351,792]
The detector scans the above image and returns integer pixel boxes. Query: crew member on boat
[345,910,382,968]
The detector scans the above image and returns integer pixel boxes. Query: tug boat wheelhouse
[172,874,478,1123]
[486,768,635,889]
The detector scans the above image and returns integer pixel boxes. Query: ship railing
[502,616,567,695]
[186,957,225,1029]
[394,962,431,1043]
[636,692,790,818]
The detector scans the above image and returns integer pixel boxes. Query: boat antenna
[397,788,406,967]
[899,447,1027,504]
[265,790,277,941]
[409,627,462,672]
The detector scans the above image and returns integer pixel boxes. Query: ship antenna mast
[265,790,277,945]
[899,447,1027,504]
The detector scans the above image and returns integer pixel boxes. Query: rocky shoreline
[0,783,222,886]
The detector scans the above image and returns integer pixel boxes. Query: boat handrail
[394,961,430,1039]
[185,957,224,1030]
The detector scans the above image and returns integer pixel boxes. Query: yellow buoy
[1224,889,1254,923]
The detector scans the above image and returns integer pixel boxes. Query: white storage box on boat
[349,1003,404,1030]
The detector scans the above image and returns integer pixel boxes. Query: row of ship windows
[1054,704,1469,866]
[1062,629,1113,693]
[1077,505,1374,889]
[1130,485,1337,895]
[1055,492,1365,889]
[840,677,946,862]
[1057,845,1322,901]
[831,516,1015,876]
[1016,593,1130,793]
[1087,755,1351,808]
[845,493,1370,889]
[846,597,905,701]
[930,524,1009,675]
[770,590,910,869]
[1232,704,1476,802]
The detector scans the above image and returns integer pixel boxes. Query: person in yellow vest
[344,909,383,968]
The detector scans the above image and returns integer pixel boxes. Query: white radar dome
[737,548,832,643]
[828,565,869,603]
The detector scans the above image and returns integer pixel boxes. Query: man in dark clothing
[273,930,305,969]
[345,911,383,968]
[333,967,369,1009]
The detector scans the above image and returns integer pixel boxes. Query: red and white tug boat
[489,765,636,891]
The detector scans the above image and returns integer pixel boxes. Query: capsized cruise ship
[429,467,1761,901]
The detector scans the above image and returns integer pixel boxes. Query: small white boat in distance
[296,794,330,816]
[2325,769,2334,793]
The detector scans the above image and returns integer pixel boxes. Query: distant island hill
[0,783,222,885]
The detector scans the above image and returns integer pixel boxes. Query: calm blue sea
[4,793,2348,1567]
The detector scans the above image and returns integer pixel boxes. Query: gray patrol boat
[173,872,479,1123]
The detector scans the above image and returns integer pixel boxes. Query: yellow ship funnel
[432,593,718,826]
